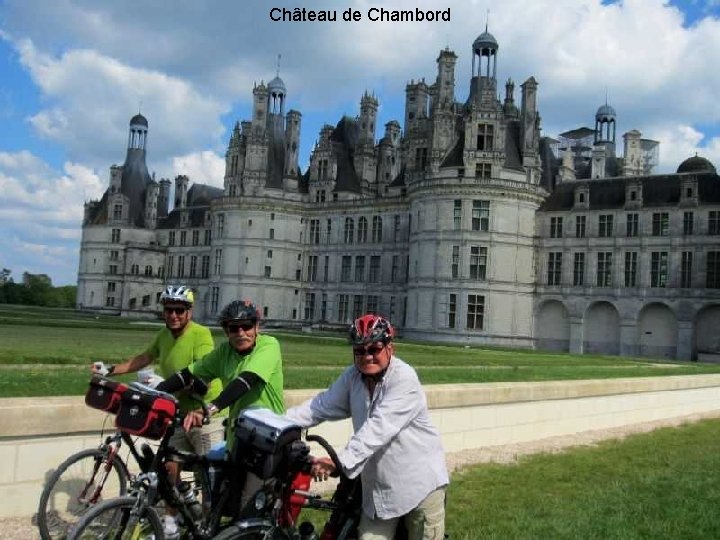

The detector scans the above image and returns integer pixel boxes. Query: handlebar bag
[115,386,178,440]
[234,408,301,479]
[85,375,129,414]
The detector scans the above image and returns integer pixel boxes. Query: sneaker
[162,515,180,540]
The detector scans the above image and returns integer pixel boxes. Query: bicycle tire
[212,522,291,540]
[37,447,129,540]
[68,495,163,540]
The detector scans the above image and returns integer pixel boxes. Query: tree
[22,273,54,305]
[0,270,76,307]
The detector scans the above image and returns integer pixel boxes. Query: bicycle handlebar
[306,433,345,478]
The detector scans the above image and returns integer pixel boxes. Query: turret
[174,175,188,209]
[144,181,159,229]
[503,78,519,118]
[595,102,617,148]
[434,48,457,112]
[252,82,269,132]
[470,27,499,102]
[591,145,607,179]
[359,92,378,144]
[284,110,301,177]
[520,77,539,154]
[377,121,402,193]
[557,149,576,183]
[158,179,170,217]
[622,129,643,176]
[128,113,148,151]
[109,164,122,195]
[405,80,429,132]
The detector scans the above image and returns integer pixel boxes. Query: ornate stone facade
[77,32,720,360]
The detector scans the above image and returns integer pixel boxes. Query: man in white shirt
[284,314,448,540]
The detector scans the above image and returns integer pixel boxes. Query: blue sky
[1,0,720,286]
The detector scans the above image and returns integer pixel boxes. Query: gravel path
[5,410,720,540]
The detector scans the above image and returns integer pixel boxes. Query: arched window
[358,217,368,243]
[372,216,383,242]
[344,218,354,244]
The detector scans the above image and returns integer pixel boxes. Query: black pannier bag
[85,375,129,414]
[234,408,302,479]
[115,384,178,440]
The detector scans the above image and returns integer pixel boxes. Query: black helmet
[218,299,261,326]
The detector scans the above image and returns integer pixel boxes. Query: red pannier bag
[85,374,129,414]
[115,385,178,440]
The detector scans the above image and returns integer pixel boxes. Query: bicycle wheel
[68,496,163,540]
[38,447,129,540]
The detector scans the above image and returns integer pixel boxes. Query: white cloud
[0,151,104,284]
[648,123,720,172]
[2,0,720,285]
[170,151,225,188]
[12,39,228,169]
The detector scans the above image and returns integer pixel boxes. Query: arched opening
[535,300,570,352]
[584,301,620,355]
[637,303,677,359]
[695,305,720,362]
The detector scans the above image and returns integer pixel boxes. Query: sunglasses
[164,307,188,316]
[353,344,385,357]
[225,321,256,333]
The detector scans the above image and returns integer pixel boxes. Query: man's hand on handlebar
[183,408,207,431]
[311,456,336,482]
[91,362,114,376]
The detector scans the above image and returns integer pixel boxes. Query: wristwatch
[206,403,219,416]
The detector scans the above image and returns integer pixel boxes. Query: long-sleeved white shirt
[284,356,449,519]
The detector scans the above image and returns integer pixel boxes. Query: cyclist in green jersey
[156,299,284,514]
[91,285,224,538]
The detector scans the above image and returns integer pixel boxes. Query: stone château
[77,31,720,361]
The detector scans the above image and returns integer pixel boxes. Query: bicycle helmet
[349,314,395,346]
[160,285,194,306]
[218,299,261,326]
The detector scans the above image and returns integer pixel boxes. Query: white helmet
[159,285,194,306]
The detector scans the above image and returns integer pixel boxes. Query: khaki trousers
[359,487,446,540]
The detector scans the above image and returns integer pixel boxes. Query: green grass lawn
[298,418,720,538]
[2,304,720,397]
[6,305,720,536]
[444,417,720,539]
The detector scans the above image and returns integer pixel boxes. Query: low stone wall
[2,374,720,519]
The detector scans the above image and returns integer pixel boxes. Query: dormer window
[681,178,698,205]
[574,186,589,209]
[625,182,643,208]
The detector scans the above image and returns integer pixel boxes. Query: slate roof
[156,183,223,229]
[85,191,109,225]
[539,172,720,211]
[503,121,523,170]
[266,120,286,189]
[187,183,224,206]
[120,148,154,227]
[330,116,362,193]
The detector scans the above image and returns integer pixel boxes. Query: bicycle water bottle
[178,481,203,522]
